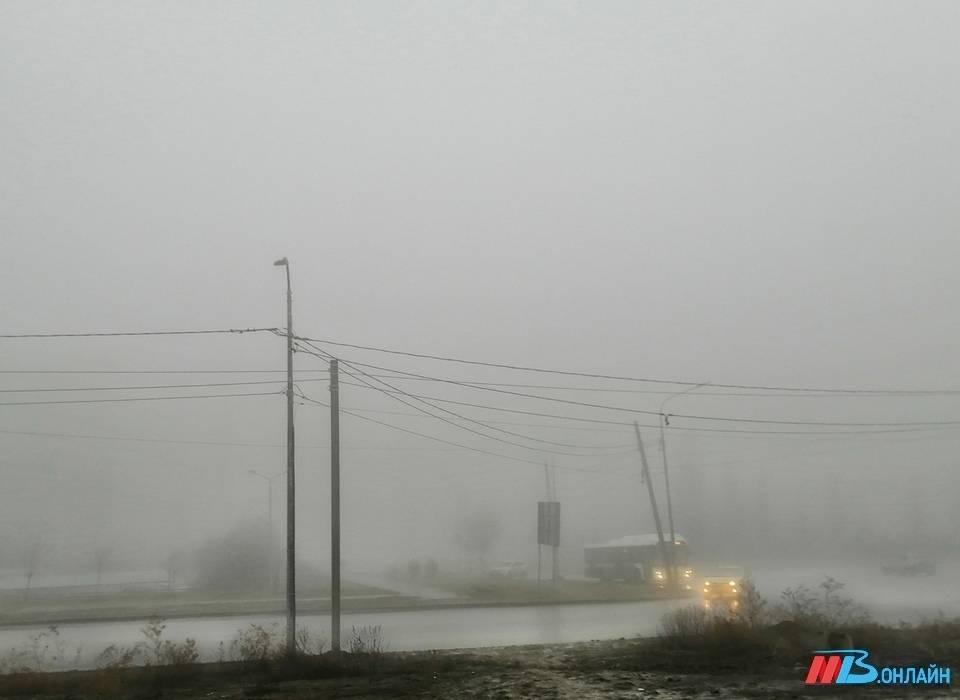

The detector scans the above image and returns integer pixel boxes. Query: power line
[296,334,960,395]
[0,379,330,393]
[0,428,476,451]
[337,380,960,437]
[338,359,960,429]
[0,327,279,338]
[298,342,631,455]
[0,370,328,375]
[0,391,280,407]
[294,390,625,473]
[354,375,958,399]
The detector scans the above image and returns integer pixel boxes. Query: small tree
[164,550,183,592]
[452,509,501,570]
[406,559,422,581]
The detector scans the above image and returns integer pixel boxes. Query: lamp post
[249,469,285,593]
[248,470,285,533]
[273,256,296,655]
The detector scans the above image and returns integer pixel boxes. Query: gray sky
[2,1,959,575]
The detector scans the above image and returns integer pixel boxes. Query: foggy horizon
[1,4,958,685]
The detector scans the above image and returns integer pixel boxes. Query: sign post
[538,501,561,587]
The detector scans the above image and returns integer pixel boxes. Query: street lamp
[249,470,285,593]
[274,256,296,655]
[659,381,710,546]
[248,470,285,534]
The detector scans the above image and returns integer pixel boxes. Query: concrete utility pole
[329,358,341,651]
[633,422,672,589]
[274,256,296,655]
[658,382,708,586]
[658,382,709,545]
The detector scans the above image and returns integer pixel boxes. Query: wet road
[0,599,689,669]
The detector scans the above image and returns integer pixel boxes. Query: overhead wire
[0,328,279,338]
[0,391,280,407]
[294,334,960,395]
[296,341,632,455]
[294,390,621,473]
[334,358,960,430]
[0,379,328,393]
[0,428,476,451]
[0,369,328,375]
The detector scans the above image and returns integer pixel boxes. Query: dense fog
[2,1,958,617]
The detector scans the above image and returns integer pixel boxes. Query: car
[698,565,746,608]
[488,561,527,579]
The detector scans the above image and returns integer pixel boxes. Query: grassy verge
[418,573,689,604]
[0,583,393,627]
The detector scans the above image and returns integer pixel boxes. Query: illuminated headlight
[704,581,711,586]
[729,580,737,586]
[653,570,664,579]
[683,569,693,578]
[702,588,709,593]
[731,587,737,593]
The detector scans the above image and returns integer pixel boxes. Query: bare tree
[164,550,183,592]
[20,534,48,602]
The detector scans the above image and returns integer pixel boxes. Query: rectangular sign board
[538,501,561,547]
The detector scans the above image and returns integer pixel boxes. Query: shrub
[659,605,767,656]
[295,626,327,656]
[348,625,384,654]
[737,578,768,629]
[161,638,200,665]
[773,576,870,629]
[0,626,81,673]
[228,623,284,661]
[192,521,273,592]
[141,616,167,665]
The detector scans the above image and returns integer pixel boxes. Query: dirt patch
[0,638,956,699]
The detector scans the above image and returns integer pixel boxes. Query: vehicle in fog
[880,555,937,577]
[699,565,746,610]
[584,534,692,586]
[488,560,528,579]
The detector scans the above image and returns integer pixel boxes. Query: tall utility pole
[274,257,296,655]
[329,358,341,651]
[550,463,559,585]
[633,422,672,590]
[658,382,708,586]
[658,414,676,546]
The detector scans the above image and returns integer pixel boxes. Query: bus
[584,533,693,587]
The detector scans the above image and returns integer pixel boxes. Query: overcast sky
[2,1,958,576]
